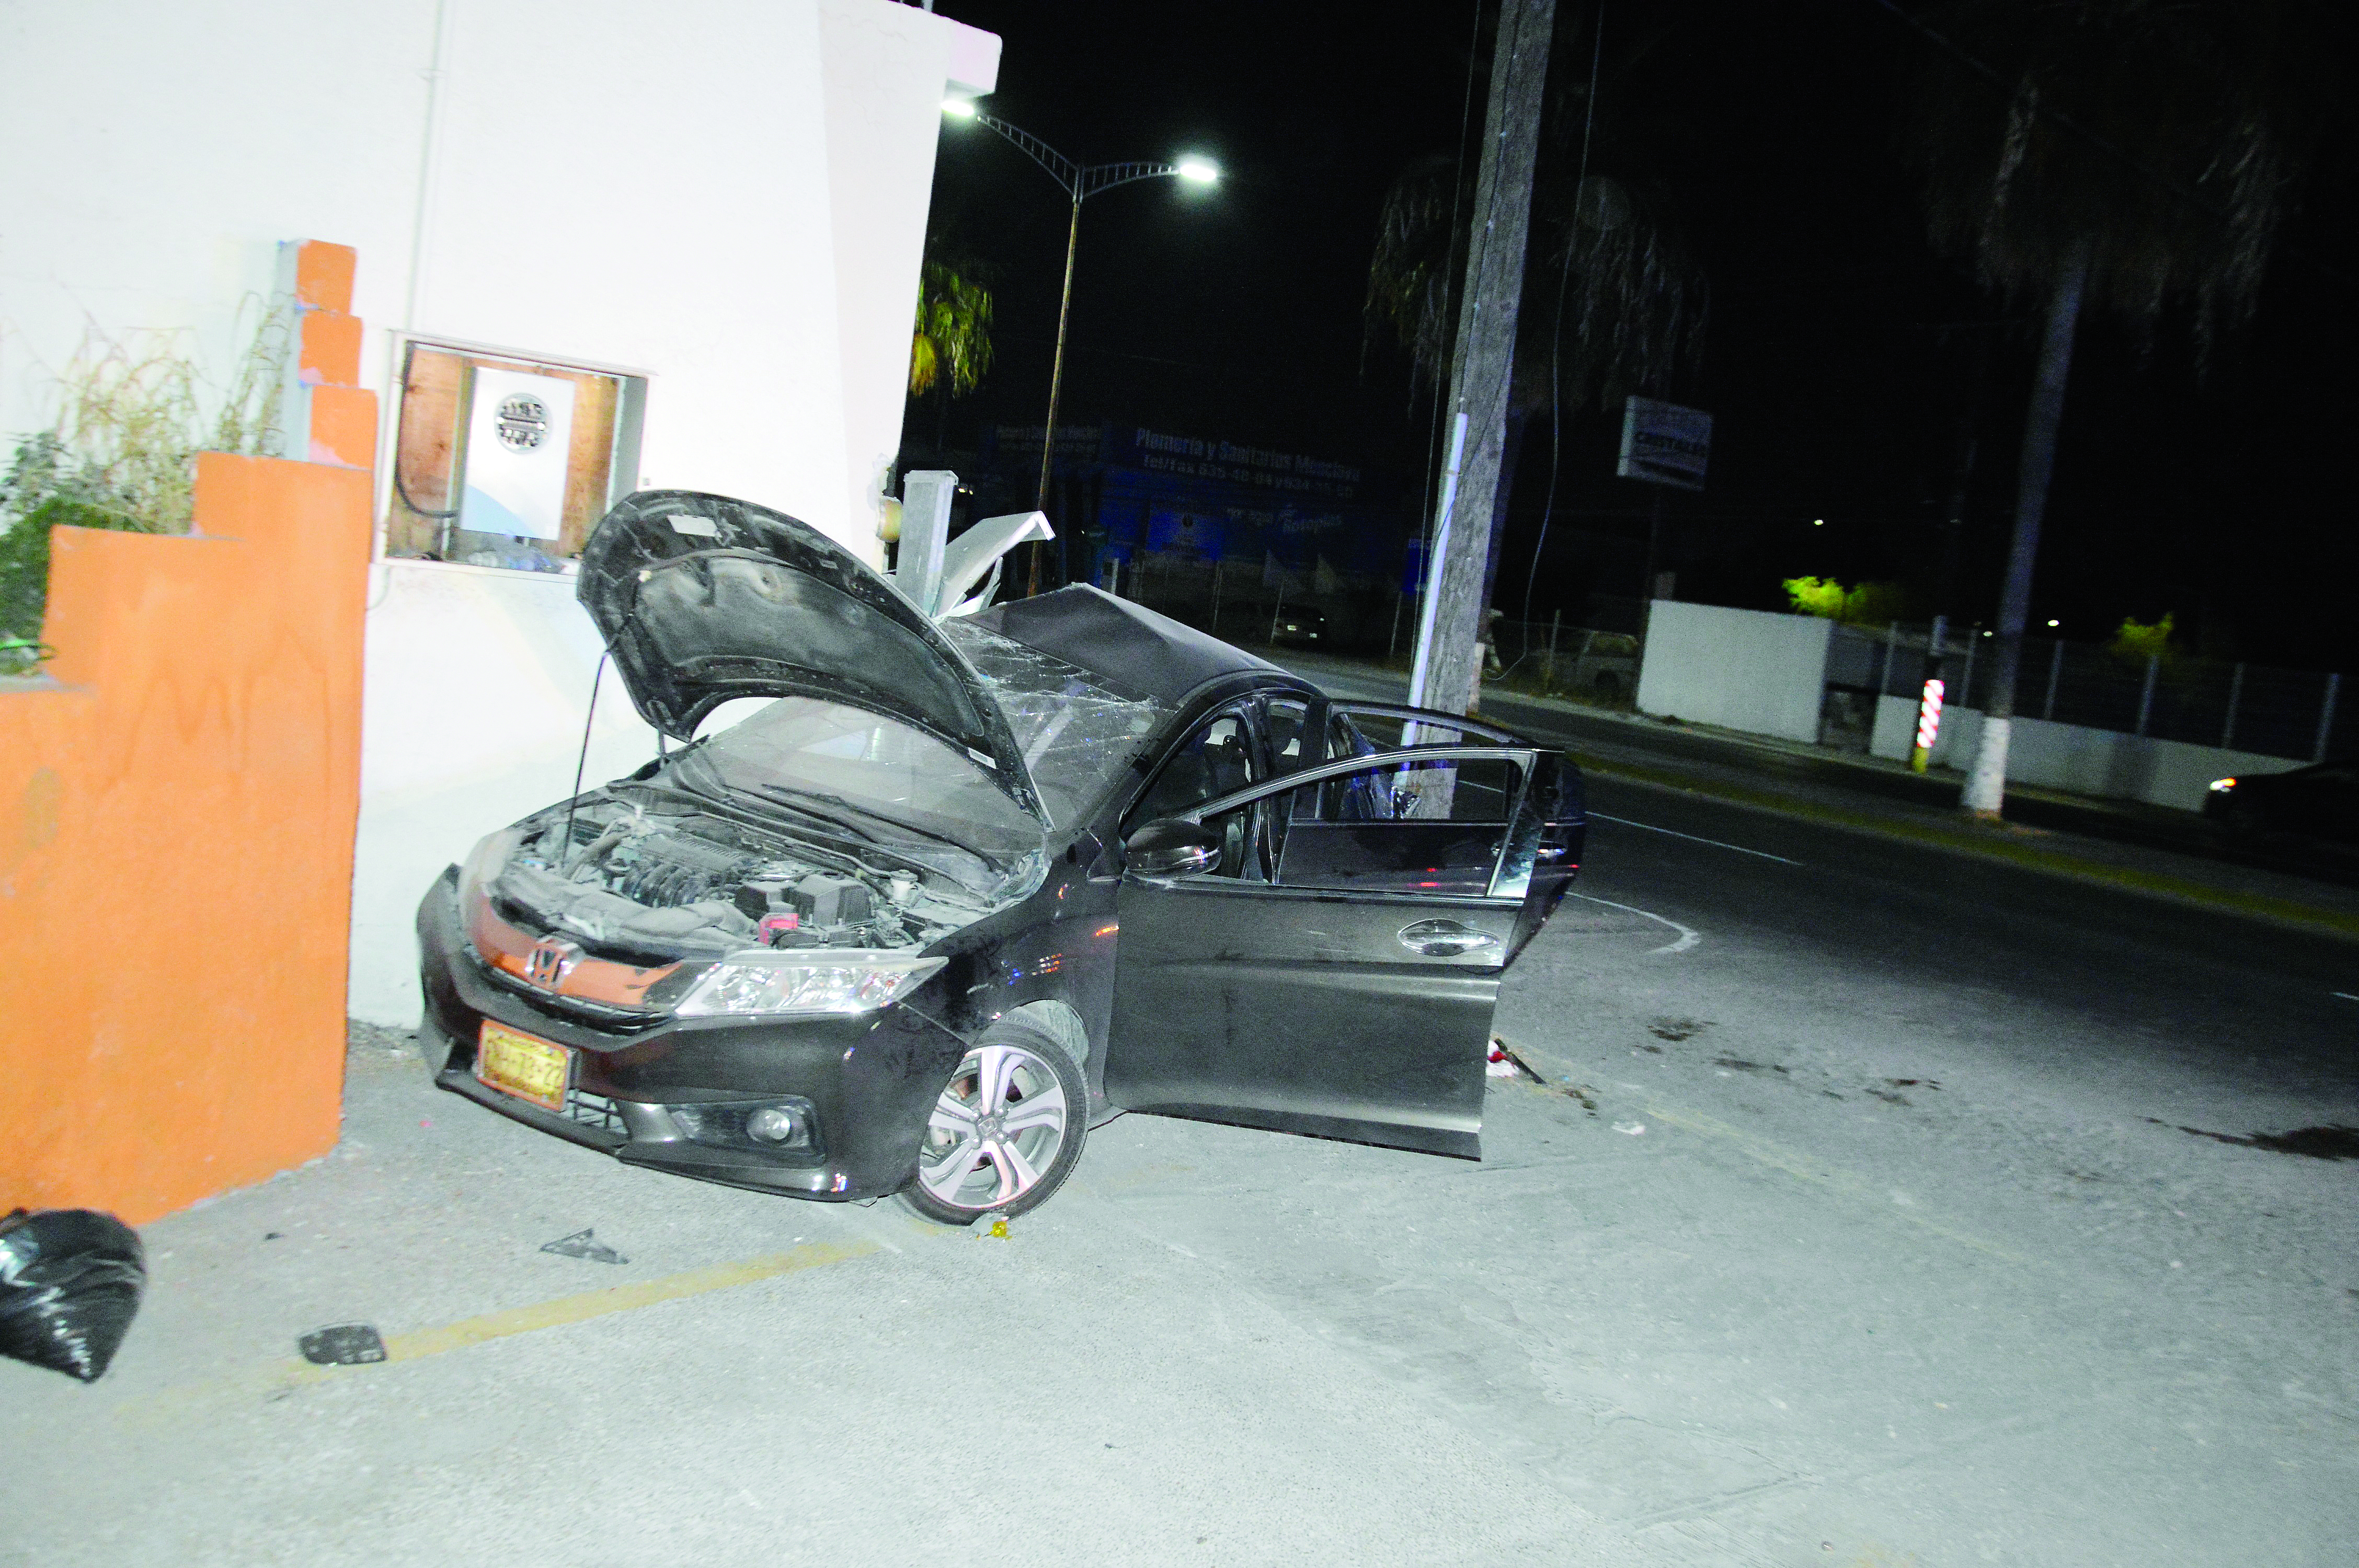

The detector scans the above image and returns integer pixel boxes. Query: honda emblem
[523,937,582,989]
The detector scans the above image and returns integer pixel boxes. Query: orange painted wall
[1,245,375,1225]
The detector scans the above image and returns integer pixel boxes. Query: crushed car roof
[969,585,1290,707]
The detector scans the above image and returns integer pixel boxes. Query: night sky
[918,2,2357,671]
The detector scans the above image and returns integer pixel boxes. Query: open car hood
[577,490,1047,826]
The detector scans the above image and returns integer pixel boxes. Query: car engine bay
[479,787,992,964]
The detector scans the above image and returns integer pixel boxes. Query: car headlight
[2209,777,2237,793]
[672,953,946,1018]
[459,826,525,908]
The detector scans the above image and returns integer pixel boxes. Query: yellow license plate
[476,1021,570,1111]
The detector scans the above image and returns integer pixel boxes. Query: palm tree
[909,259,994,402]
[1365,10,1708,620]
[1901,0,2328,815]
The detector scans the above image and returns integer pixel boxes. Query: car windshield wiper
[734,784,900,844]
[658,756,874,841]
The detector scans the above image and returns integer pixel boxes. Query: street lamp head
[942,97,978,119]
[1175,155,1220,184]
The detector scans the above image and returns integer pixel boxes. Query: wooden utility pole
[1407,0,1556,718]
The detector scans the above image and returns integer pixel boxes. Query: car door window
[1264,697,1325,771]
[1275,755,1525,895]
[1322,702,1515,754]
[1128,707,1264,876]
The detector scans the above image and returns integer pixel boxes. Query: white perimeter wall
[0,0,999,1025]
[349,561,662,1023]
[1869,696,2308,812]
[1636,601,1834,744]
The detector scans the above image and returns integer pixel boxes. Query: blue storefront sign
[978,421,1409,597]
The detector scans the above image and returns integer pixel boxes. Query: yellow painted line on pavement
[376,1240,880,1363]
[127,1239,880,1424]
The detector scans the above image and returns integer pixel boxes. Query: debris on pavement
[1613,1121,1647,1136]
[1485,1036,1537,1080]
[541,1229,629,1264]
[299,1324,387,1365]
[0,1208,147,1383]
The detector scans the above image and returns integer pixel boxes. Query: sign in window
[384,342,645,572]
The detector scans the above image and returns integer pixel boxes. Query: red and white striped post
[1909,677,1945,775]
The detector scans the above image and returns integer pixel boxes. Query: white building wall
[819,0,956,555]
[1,0,993,549]
[415,0,852,532]
[1869,696,2307,812]
[347,560,662,1024]
[0,0,999,1026]
[0,0,430,436]
[1635,601,1834,744]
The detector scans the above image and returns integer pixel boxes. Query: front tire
[899,1019,1088,1225]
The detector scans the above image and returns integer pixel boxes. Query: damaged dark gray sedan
[416,491,1585,1223]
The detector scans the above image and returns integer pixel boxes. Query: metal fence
[1107,554,1379,648]
[1827,622,2346,763]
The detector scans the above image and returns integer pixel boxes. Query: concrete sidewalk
[1279,649,2359,943]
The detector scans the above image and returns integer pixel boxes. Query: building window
[383,340,646,571]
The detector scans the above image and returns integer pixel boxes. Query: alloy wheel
[917,1042,1070,1211]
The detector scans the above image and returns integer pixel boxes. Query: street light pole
[1040,192,1083,516]
[944,100,1217,591]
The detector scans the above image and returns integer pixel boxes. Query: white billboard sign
[1617,395,1712,491]
[460,368,577,540]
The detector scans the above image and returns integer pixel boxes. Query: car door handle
[1397,918,1498,957]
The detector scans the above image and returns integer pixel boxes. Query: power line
[1525,0,1606,627]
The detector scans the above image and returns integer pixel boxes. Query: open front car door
[1105,743,1570,1160]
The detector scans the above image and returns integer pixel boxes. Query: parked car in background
[1269,604,1328,648]
[2205,762,2358,845]
[417,492,1586,1224]
[1562,630,1640,703]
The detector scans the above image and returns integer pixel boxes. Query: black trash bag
[0,1208,147,1382]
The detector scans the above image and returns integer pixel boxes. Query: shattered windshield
[939,618,1171,828]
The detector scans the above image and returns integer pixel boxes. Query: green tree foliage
[1784,575,1907,626]
[908,260,994,400]
[0,309,288,674]
[2109,611,2175,663]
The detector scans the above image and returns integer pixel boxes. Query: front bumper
[415,869,970,1201]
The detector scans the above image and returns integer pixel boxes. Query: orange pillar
[0,241,375,1224]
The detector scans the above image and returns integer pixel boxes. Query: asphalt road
[8,780,2355,1566]
[1287,649,2359,887]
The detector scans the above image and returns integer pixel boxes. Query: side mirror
[1125,818,1222,879]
